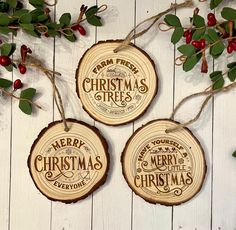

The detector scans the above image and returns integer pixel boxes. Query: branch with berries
[0,0,107,115]
[160,4,236,90]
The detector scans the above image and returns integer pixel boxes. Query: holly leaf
[177,44,196,56]
[30,8,44,22]
[183,54,201,72]
[59,13,71,26]
[164,14,181,27]
[0,13,10,26]
[193,15,205,28]
[221,7,236,20]
[29,0,44,9]
[6,0,17,8]
[210,41,225,56]
[228,66,236,82]
[0,78,12,88]
[232,150,236,157]
[19,88,36,115]
[210,70,222,82]
[1,43,16,56]
[192,27,206,40]
[19,13,32,24]
[210,0,223,9]
[171,27,184,44]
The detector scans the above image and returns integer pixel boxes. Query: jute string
[166,81,236,133]
[113,0,194,53]
[24,56,69,132]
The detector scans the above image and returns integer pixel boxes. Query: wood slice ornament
[121,119,206,205]
[28,119,109,203]
[76,40,158,125]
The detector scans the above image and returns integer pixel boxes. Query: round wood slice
[28,119,109,203]
[121,119,207,206]
[76,40,158,126]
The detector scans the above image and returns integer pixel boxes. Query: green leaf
[6,0,17,8]
[210,71,224,89]
[171,27,184,44]
[37,14,49,22]
[0,78,12,88]
[19,13,32,24]
[86,15,102,26]
[29,0,44,9]
[192,27,206,40]
[19,101,32,115]
[232,150,236,157]
[0,26,14,35]
[85,5,99,17]
[46,22,63,30]
[47,29,60,37]
[213,77,224,90]
[63,30,77,42]
[19,88,36,115]
[183,54,201,72]
[227,62,236,69]
[1,43,16,56]
[228,66,236,82]
[0,2,10,13]
[208,28,220,41]
[177,44,196,56]
[221,7,236,20]
[5,64,13,72]
[210,0,223,9]
[0,13,10,26]
[203,33,213,43]
[210,41,225,56]
[30,8,44,22]
[13,9,29,17]
[210,70,222,82]
[24,29,40,37]
[193,15,205,28]
[59,13,71,26]
[20,23,34,31]
[164,14,181,27]
[21,88,36,100]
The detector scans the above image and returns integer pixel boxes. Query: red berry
[227,42,234,54]
[207,13,215,20]
[186,33,192,44]
[0,55,11,66]
[207,13,216,26]
[44,32,49,37]
[13,79,23,90]
[71,24,79,31]
[199,38,206,49]
[192,40,201,49]
[231,40,236,51]
[18,64,27,74]
[183,30,190,37]
[78,25,86,36]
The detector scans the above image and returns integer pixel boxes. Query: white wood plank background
[0,0,236,229]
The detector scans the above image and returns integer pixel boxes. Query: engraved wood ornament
[121,119,206,205]
[76,40,158,125]
[28,119,109,203]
